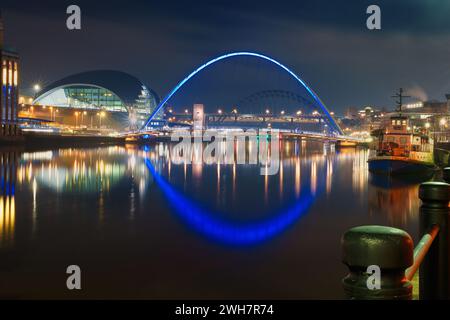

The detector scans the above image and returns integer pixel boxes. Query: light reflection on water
[0,141,432,298]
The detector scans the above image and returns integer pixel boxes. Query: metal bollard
[418,181,450,300]
[443,167,450,183]
[341,225,414,299]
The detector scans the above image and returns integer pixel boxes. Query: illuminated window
[2,60,6,85]
[13,62,18,86]
[8,61,13,85]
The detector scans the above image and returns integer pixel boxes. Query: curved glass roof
[33,70,160,114]
[35,85,127,112]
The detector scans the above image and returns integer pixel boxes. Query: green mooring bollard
[419,182,450,300]
[341,225,414,300]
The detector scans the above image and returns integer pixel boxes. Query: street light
[218,109,222,115]
[296,110,302,116]
[232,109,238,114]
[82,111,87,126]
[425,122,431,129]
[185,109,189,114]
[33,84,41,92]
[440,118,447,126]
[280,110,285,115]
[98,111,106,128]
[265,109,270,114]
[74,111,79,127]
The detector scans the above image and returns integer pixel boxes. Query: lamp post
[82,111,87,127]
[440,117,447,142]
[74,111,79,128]
[33,84,41,98]
[232,108,238,121]
[97,111,106,128]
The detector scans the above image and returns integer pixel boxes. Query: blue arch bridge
[129,52,363,146]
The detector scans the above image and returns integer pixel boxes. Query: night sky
[2,0,450,114]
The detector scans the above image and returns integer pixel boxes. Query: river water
[0,141,430,299]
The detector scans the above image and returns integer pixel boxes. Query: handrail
[405,224,440,281]
[341,180,450,300]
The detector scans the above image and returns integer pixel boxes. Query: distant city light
[405,102,423,109]
[296,110,302,115]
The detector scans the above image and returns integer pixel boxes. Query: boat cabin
[378,115,432,157]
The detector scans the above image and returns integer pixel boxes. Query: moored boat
[368,89,436,175]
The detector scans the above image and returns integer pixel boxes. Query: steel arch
[142,52,343,135]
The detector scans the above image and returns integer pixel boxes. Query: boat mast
[391,88,410,116]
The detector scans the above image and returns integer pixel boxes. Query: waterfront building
[0,10,20,136]
[30,70,160,130]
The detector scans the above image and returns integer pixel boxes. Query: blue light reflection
[145,158,318,246]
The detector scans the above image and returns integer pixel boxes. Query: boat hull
[368,158,436,175]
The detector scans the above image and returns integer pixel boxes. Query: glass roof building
[33,70,160,128]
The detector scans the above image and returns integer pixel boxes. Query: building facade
[0,11,20,136]
[32,70,159,130]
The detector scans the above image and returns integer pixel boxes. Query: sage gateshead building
[32,70,160,130]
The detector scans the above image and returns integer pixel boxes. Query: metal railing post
[341,225,414,299]
[418,181,450,299]
[442,167,450,183]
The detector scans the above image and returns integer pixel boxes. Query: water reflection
[143,140,335,244]
[146,140,330,213]
[0,141,432,249]
[145,158,317,245]
[367,173,433,226]
[17,147,151,194]
[0,149,18,248]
